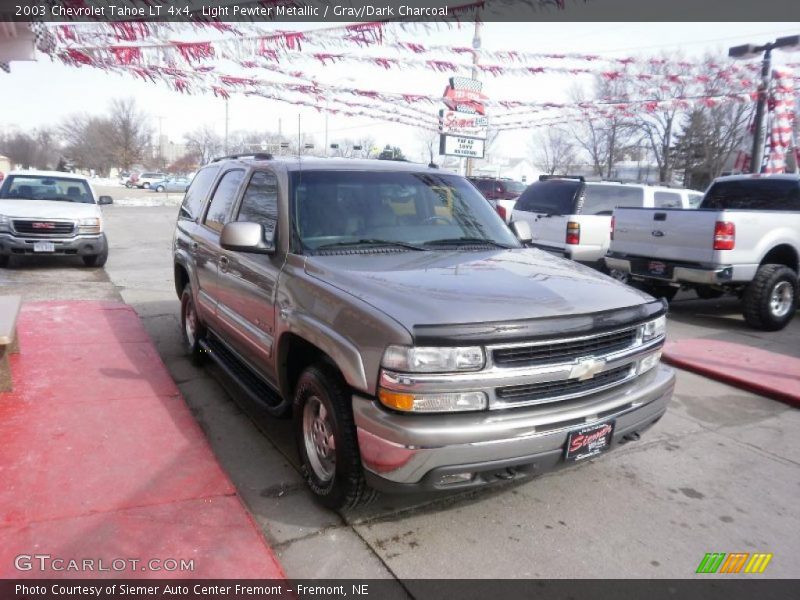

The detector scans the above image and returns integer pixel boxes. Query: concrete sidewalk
[0,301,284,579]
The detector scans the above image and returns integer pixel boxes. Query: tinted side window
[238,171,279,241]
[515,180,580,214]
[581,185,644,215]
[654,191,683,209]
[180,166,220,221]
[204,169,245,233]
[701,180,800,210]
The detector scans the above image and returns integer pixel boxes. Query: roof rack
[211,153,273,163]
[539,174,585,182]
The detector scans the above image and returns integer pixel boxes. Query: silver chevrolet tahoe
[173,154,675,509]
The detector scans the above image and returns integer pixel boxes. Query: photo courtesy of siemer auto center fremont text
[0,0,798,598]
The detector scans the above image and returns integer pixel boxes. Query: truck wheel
[294,363,377,510]
[82,246,108,267]
[695,287,724,300]
[742,264,798,331]
[180,283,206,364]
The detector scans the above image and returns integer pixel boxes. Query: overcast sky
[2,21,799,163]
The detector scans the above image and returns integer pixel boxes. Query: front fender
[279,309,368,392]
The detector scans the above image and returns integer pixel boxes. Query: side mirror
[98,196,113,205]
[511,220,532,244]
[220,221,275,254]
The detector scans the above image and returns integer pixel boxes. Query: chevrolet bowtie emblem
[569,357,606,381]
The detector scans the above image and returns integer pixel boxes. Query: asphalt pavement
[2,195,798,580]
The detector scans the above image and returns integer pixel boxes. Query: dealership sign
[439,135,485,159]
[439,109,489,138]
[442,76,486,115]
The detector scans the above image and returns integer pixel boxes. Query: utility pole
[465,19,482,177]
[278,117,282,155]
[156,115,164,169]
[729,35,800,173]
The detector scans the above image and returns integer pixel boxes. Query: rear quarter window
[701,179,800,210]
[581,184,644,215]
[179,166,221,221]
[653,191,683,209]
[515,180,580,214]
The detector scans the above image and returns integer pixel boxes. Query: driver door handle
[218,256,229,272]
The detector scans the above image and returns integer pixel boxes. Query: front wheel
[156,185,165,192]
[142,182,150,189]
[82,247,108,267]
[294,364,376,509]
[742,264,797,331]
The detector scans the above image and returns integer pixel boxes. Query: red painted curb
[0,301,285,579]
[663,339,800,408]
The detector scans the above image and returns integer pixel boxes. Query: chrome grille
[13,220,75,236]
[495,365,634,405]
[492,328,637,367]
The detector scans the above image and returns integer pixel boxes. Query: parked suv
[130,172,168,189]
[512,176,702,268]
[173,155,674,508]
[468,176,527,223]
[0,170,112,267]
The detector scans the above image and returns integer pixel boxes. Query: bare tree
[570,78,636,178]
[108,98,151,170]
[416,128,440,164]
[530,127,576,175]
[0,128,60,170]
[184,125,223,164]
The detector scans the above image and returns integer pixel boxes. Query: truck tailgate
[610,208,720,263]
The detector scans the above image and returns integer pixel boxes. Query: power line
[597,28,800,54]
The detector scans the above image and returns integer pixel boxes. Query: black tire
[638,283,679,303]
[742,264,798,331]
[82,247,108,267]
[293,363,377,510]
[695,286,725,300]
[180,283,206,364]
[0,255,9,268]
[142,182,150,189]
[156,185,165,192]
[125,182,132,189]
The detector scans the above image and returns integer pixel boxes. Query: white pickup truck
[606,174,800,331]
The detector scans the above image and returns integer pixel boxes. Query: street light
[729,35,800,173]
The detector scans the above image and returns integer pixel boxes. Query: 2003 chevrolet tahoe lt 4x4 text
[173,154,675,508]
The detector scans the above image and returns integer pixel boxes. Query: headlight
[378,389,488,413]
[78,217,102,234]
[0,214,10,232]
[641,315,666,342]
[381,345,485,373]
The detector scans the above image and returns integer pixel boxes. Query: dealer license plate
[33,241,55,253]
[565,420,615,461]
[647,260,669,277]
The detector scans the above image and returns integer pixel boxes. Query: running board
[199,334,287,414]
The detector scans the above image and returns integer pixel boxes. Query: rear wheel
[294,363,376,509]
[142,182,150,189]
[180,283,206,364]
[742,264,797,331]
[156,185,165,192]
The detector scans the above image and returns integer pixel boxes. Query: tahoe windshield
[0,175,94,204]
[290,170,520,252]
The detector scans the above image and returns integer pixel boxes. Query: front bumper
[0,233,107,257]
[354,364,675,492]
[605,254,755,285]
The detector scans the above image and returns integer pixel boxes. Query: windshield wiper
[315,239,428,252]
[423,237,514,249]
